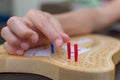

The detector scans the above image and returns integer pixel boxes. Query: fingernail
[55,39,63,47]
[20,42,29,50]
[30,35,38,43]
[63,34,70,41]
[16,50,23,55]
[65,34,70,38]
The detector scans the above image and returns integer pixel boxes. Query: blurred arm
[55,0,120,36]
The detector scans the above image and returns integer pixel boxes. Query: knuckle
[3,42,15,54]
[26,9,37,16]
[3,42,10,50]
[3,42,7,49]
[21,30,32,38]
[7,16,18,25]
[43,12,52,18]
[1,27,8,37]
[38,21,48,29]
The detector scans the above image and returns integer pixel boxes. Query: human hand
[1,10,69,55]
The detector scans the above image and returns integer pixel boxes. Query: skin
[1,0,120,55]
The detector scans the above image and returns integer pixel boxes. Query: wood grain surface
[0,34,120,80]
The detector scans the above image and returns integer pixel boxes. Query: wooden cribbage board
[0,34,120,80]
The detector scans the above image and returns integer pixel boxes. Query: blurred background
[1,0,120,80]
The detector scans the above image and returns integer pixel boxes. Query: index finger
[26,10,63,47]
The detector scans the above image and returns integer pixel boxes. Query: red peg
[67,42,71,59]
[74,44,78,62]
